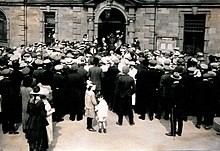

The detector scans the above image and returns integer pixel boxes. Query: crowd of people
[0,34,220,150]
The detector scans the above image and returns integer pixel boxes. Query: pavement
[0,111,220,151]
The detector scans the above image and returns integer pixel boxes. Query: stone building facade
[0,0,220,55]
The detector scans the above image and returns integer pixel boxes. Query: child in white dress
[95,95,108,133]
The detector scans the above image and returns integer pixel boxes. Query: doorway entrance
[98,8,126,49]
[183,14,206,55]
[44,12,55,46]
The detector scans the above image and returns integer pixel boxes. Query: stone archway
[93,2,128,47]
[0,8,10,47]
[97,8,126,45]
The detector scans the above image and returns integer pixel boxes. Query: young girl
[84,80,97,132]
[26,86,49,151]
[95,95,108,133]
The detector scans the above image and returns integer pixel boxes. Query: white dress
[128,68,137,106]
[42,98,55,146]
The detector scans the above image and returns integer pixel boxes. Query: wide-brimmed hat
[188,67,196,73]
[170,72,182,80]
[153,50,160,56]
[43,59,51,64]
[210,62,219,69]
[30,86,49,96]
[207,71,217,77]
[173,47,180,51]
[200,63,208,70]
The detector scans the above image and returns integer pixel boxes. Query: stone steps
[213,117,220,132]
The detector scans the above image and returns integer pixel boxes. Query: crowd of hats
[0,40,220,80]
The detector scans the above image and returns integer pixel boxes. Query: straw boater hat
[170,72,182,80]
[54,64,63,71]
[200,63,208,70]
[43,59,51,64]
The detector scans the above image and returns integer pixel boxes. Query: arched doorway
[98,8,126,48]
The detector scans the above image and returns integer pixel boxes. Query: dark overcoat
[66,70,85,114]
[113,73,135,115]
[26,99,48,150]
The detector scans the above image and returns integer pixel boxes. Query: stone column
[87,7,94,42]
[127,19,135,45]
[127,8,135,45]
[88,18,94,42]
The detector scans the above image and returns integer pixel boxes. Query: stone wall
[135,7,155,50]
[208,8,220,55]
[26,7,42,45]
[0,6,25,47]
[57,6,87,42]
[26,6,87,45]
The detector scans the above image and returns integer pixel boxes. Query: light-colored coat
[95,98,108,118]
[84,90,97,118]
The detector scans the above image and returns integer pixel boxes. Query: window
[0,11,7,42]
[183,14,206,55]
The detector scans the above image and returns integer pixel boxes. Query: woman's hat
[170,72,182,80]
[86,80,96,89]
[30,86,49,96]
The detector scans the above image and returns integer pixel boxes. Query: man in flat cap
[51,65,66,122]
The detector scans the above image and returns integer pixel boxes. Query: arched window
[0,11,7,42]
